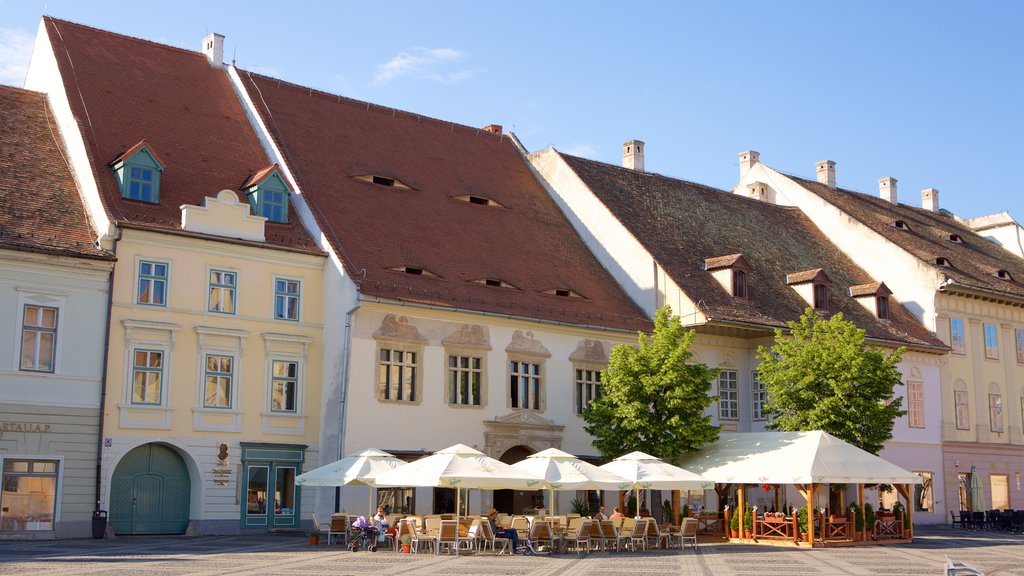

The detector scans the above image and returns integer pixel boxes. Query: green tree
[756,308,906,454]
[584,306,719,461]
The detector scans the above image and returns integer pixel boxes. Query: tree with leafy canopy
[756,308,906,454]
[584,306,720,461]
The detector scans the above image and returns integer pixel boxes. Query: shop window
[0,459,58,531]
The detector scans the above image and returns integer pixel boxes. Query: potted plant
[682,503,691,519]
[797,506,808,542]
[864,503,876,540]
[399,533,412,553]
[742,505,754,539]
[309,527,321,545]
[729,505,740,538]
[892,501,908,538]
[848,502,863,541]
[570,498,591,517]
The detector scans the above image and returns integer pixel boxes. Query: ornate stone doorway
[484,411,564,514]
[494,445,535,514]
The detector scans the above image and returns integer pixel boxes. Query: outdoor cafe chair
[565,519,592,554]
[458,518,481,553]
[645,518,671,549]
[599,519,626,552]
[527,520,555,552]
[312,513,344,545]
[408,518,435,553]
[629,518,650,551]
[510,516,531,539]
[424,516,443,535]
[679,518,698,550]
[436,520,461,555]
[478,518,510,554]
[394,519,416,554]
[587,517,605,551]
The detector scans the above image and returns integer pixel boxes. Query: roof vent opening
[355,174,412,189]
[995,269,1013,281]
[453,194,505,208]
[472,278,516,289]
[373,176,396,186]
[390,265,439,278]
[893,219,911,231]
[935,257,952,268]
[949,233,964,244]
[546,288,583,299]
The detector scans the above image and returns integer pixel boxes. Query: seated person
[609,507,625,519]
[486,508,521,553]
[593,505,608,520]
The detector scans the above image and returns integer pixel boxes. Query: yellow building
[26,18,326,533]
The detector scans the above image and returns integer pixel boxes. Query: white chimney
[202,33,225,66]
[738,150,760,178]
[879,177,898,204]
[816,160,836,188]
[922,188,940,212]
[623,140,645,172]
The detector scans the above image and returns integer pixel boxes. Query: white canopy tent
[512,448,631,514]
[599,450,712,514]
[295,448,406,516]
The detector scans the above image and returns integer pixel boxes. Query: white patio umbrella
[512,448,631,514]
[969,466,984,512]
[295,448,406,516]
[373,443,544,517]
[599,451,712,514]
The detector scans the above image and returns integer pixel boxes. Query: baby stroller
[349,516,380,552]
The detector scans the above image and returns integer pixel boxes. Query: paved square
[1,526,1022,575]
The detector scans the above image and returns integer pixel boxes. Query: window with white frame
[131,349,164,405]
[955,389,970,430]
[718,370,738,420]
[448,355,482,406]
[950,318,965,354]
[510,360,541,410]
[751,371,767,421]
[908,381,925,428]
[204,354,233,408]
[137,261,168,306]
[984,323,999,359]
[574,368,602,415]
[274,278,300,321]
[0,459,59,531]
[989,393,1003,432]
[270,360,298,412]
[379,348,417,402]
[20,305,58,372]
[209,270,237,314]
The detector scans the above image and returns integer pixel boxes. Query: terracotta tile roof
[849,282,890,298]
[42,18,319,253]
[240,164,283,189]
[0,85,113,261]
[236,71,651,331]
[791,175,1024,301]
[785,268,829,285]
[704,254,748,271]
[558,153,945,349]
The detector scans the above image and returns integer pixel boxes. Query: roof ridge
[555,149,727,194]
[240,69,506,141]
[785,172,961,221]
[0,84,47,97]
[44,16,205,61]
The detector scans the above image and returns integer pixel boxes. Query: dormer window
[703,254,750,300]
[355,174,412,189]
[935,257,952,267]
[732,270,747,298]
[995,269,1013,281]
[949,233,964,244]
[111,140,164,204]
[786,268,831,311]
[242,165,291,223]
[813,283,829,310]
[893,220,911,231]
[545,288,583,298]
[472,278,516,289]
[453,194,505,208]
[877,296,890,320]
[389,266,439,278]
[849,282,892,320]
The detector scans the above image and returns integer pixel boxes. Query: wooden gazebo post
[737,483,745,539]
[672,490,681,525]
[857,483,865,539]
[894,483,913,539]
[795,483,818,545]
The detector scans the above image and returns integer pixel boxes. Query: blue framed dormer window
[111,140,165,204]
[243,165,291,223]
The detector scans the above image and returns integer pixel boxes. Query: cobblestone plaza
[1,526,1023,576]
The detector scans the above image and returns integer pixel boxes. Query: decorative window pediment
[111,140,164,203]
[242,165,291,223]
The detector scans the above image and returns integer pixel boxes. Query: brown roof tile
[849,282,890,298]
[791,175,1024,301]
[42,18,319,253]
[704,254,748,271]
[785,268,830,285]
[558,153,945,349]
[236,71,651,331]
[0,85,112,261]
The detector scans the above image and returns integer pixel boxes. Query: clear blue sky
[2,1,1020,221]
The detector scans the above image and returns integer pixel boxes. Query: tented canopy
[372,444,543,490]
[295,448,405,487]
[598,451,712,491]
[512,448,632,491]
[678,431,921,485]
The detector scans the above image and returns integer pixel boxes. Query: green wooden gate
[110,444,191,535]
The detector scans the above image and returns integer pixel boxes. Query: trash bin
[92,510,107,539]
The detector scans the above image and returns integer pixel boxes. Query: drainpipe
[334,296,361,512]
[94,226,121,513]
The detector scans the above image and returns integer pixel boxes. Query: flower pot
[310,535,320,545]
[801,532,808,542]
[731,529,739,539]
[743,530,752,539]
[401,544,411,553]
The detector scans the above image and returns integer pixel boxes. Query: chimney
[879,177,898,204]
[202,33,225,66]
[738,150,760,178]
[816,160,836,188]
[482,124,502,135]
[623,140,645,171]
[922,188,940,212]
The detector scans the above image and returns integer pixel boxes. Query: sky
[1,1,1021,221]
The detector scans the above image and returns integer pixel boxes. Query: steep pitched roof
[558,153,944,349]
[236,71,650,331]
[0,85,112,261]
[791,175,1024,301]
[42,17,319,253]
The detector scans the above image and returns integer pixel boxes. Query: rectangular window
[1016,329,1024,364]
[913,471,934,513]
[275,467,296,515]
[718,370,738,420]
[751,371,767,421]
[989,394,1003,432]
[246,466,268,516]
[126,166,156,202]
[984,323,999,359]
[991,474,1010,510]
[447,355,482,406]
[955,390,970,430]
[131,349,163,404]
[20,305,57,372]
[908,381,925,428]
[209,270,237,314]
[204,355,233,408]
[950,318,965,355]
[137,261,167,306]
[379,349,416,402]
[271,360,298,412]
[0,459,59,531]
[813,284,829,310]
[274,279,300,321]
[262,188,289,223]
[574,368,602,415]
[510,361,541,410]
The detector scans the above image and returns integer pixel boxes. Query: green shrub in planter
[797,506,808,534]
[848,501,864,532]
[743,505,754,531]
[730,506,739,531]
[864,503,876,530]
